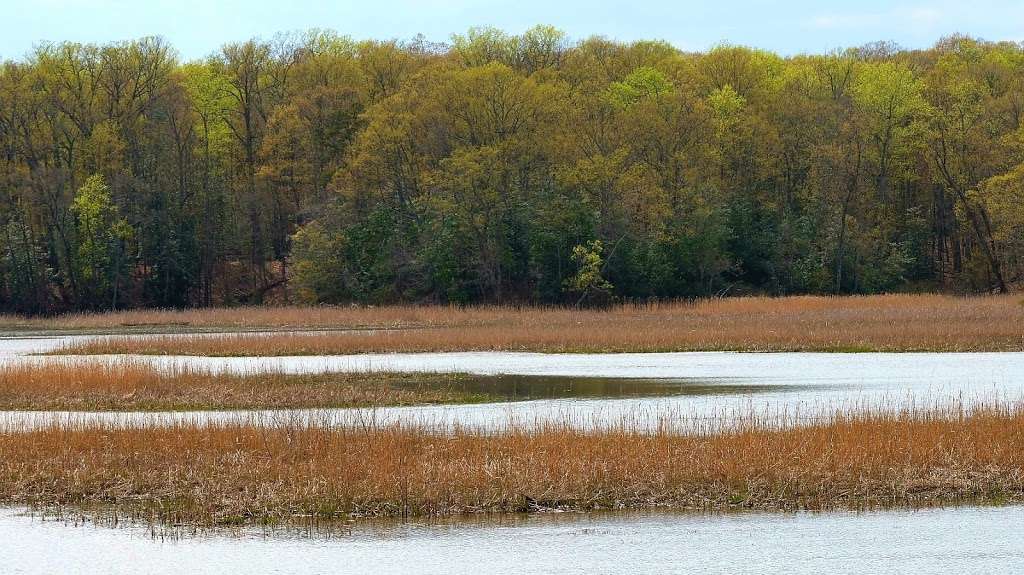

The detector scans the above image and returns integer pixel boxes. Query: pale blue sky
[4,0,1024,61]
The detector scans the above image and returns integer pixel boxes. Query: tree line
[0,26,1022,312]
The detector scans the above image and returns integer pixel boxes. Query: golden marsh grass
[0,362,477,411]
[3,403,1023,526]
[56,294,1024,355]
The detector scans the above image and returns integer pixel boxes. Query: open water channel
[0,332,1022,573]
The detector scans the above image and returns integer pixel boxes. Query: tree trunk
[952,187,1007,293]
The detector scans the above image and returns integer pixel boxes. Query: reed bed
[0,362,478,411]
[0,303,533,332]
[2,402,1023,526]
[55,294,1024,355]
[9,294,1024,351]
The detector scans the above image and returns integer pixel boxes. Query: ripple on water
[1,505,1023,574]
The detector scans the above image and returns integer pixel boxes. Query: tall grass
[3,402,1023,526]
[6,292,1020,328]
[0,361,476,411]
[57,294,1024,355]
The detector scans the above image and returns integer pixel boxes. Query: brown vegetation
[2,403,1023,526]
[0,362,477,411]
[53,294,1024,355]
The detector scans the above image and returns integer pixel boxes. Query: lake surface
[2,333,1023,571]
[1,332,1022,429]
[3,505,1022,574]
[1,334,1023,430]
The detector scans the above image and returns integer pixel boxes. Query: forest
[0,26,1022,313]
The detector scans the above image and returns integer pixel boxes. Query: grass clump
[0,362,482,411]
[2,402,1023,526]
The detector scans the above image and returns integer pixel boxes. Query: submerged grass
[51,294,1024,355]
[2,402,1023,526]
[0,362,484,411]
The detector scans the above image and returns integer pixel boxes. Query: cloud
[808,13,882,30]
[908,7,942,25]
[806,4,945,32]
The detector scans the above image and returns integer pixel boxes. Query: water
[27,348,1024,383]
[2,333,1022,570]
[2,505,1022,574]
[5,334,1023,384]
[0,331,356,356]
[1,340,1022,429]
[1,333,1024,429]
[423,374,798,400]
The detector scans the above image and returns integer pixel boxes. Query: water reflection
[399,374,814,401]
[3,505,1022,574]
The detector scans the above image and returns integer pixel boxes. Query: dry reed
[57,294,1024,355]
[0,362,477,411]
[2,403,1022,526]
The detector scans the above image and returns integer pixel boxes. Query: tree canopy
[0,28,1022,312]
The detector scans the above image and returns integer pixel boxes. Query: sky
[3,0,1024,61]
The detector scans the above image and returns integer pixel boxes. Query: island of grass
[0,363,499,411]
[3,403,1023,527]
[40,294,1024,356]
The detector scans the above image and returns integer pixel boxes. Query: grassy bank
[0,362,484,411]
[4,403,1023,526]
[52,294,1024,355]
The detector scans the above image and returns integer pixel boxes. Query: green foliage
[851,61,931,185]
[180,62,236,158]
[0,217,52,314]
[607,67,673,107]
[0,29,1022,313]
[71,175,134,308]
[981,165,1024,284]
[564,240,613,307]
[452,25,567,73]
[290,221,347,304]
